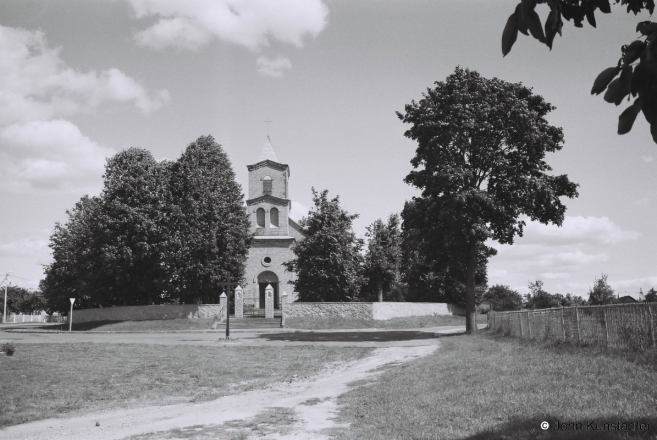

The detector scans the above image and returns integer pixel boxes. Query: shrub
[2,342,16,356]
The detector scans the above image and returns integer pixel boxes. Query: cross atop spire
[264,118,273,137]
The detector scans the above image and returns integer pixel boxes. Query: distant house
[617,295,638,304]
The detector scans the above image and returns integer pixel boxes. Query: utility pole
[1,273,8,324]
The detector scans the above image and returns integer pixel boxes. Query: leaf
[618,96,644,134]
[636,21,657,35]
[527,10,546,43]
[545,10,558,49]
[652,122,657,143]
[623,40,646,66]
[516,4,529,35]
[631,60,650,96]
[591,66,620,95]
[603,78,623,104]
[521,0,537,18]
[585,3,597,28]
[502,13,519,56]
[595,0,611,13]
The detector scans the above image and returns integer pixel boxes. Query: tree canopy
[41,135,250,312]
[483,285,523,311]
[397,67,579,333]
[502,0,657,142]
[283,189,364,302]
[362,214,403,302]
[588,273,616,304]
[401,198,490,305]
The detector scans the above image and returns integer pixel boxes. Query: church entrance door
[257,271,279,311]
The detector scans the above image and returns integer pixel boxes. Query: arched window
[270,207,279,227]
[256,208,265,228]
[263,176,272,195]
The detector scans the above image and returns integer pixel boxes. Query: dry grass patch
[330,332,657,440]
[0,343,372,428]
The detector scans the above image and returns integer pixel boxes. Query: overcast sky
[0,0,655,299]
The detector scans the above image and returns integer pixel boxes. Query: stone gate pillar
[265,284,274,319]
[234,285,243,319]
[219,292,227,322]
[281,291,288,327]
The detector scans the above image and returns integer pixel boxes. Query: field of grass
[0,343,373,428]
[330,332,657,440]
[43,319,218,331]
[285,314,471,330]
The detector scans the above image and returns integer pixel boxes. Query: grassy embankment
[0,343,373,428]
[41,314,472,331]
[330,332,657,440]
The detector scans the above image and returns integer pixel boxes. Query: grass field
[330,332,657,440]
[0,343,373,428]
[39,314,473,331]
[43,319,218,331]
[285,314,471,330]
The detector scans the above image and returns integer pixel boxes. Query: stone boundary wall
[284,302,464,320]
[72,304,224,324]
[284,302,374,320]
[373,302,460,320]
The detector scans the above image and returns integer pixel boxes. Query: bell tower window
[263,176,272,195]
[270,208,279,227]
[256,208,265,228]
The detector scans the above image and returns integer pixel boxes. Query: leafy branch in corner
[502,0,657,142]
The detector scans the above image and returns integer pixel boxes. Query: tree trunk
[465,236,478,334]
[377,280,383,303]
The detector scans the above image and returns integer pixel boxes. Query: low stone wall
[284,301,463,320]
[284,302,374,319]
[72,304,224,324]
[372,302,452,320]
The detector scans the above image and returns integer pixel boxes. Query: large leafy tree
[588,273,616,304]
[284,189,364,302]
[502,0,657,142]
[94,148,169,306]
[362,214,402,302]
[524,280,563,309]
[167,135,250,304]
[42,135,250,311]
[401,198,490,305]
[398,67,579,333]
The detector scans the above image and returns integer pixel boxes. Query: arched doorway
[257,271,279,309]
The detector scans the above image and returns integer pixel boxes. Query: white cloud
[129,0,329,51]
[0,235,49,260]
[0,25,169,125]
[257,56,292,78]
[520,215,639,245]
[487,216,639,295]
[642,155,654,163]
[0,120,115,193]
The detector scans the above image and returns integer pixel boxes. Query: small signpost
[217,275,239,338]
[69,298,75,332]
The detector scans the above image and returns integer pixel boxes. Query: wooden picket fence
[488,302,657,351]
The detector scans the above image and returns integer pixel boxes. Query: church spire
[255,136,280,163]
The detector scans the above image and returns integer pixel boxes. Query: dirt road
[1,344,439,440]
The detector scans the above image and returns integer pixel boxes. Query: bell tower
[246,137,291,236]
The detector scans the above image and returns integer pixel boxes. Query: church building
[243,137,304,315]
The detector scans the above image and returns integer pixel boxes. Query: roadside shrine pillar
[219,292,227,322]
[234,285,244,319]
[265,284,274,319]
